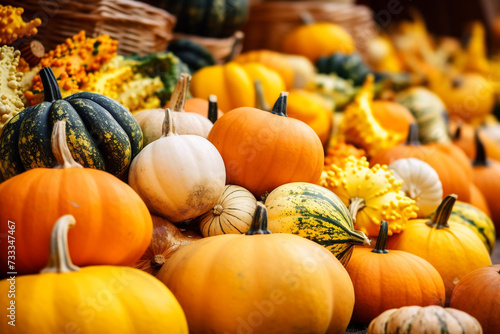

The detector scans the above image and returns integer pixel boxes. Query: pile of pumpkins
[1,12,500,334]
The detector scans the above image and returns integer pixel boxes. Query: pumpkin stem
[168,73,191,112]
[349,197,366,223]
[426,194,457,229]
[162,108,178,137]
[472,130,488,166]
[372,221,390,254]
[254,80,271,111]
[151,254,166,269]
[52,120,83,169]
[40,67,62,102]
[213,204,224,216]
[208,95,218,123]
[405,123,421,146]
[246,202,272,235]
[40,215,80,273]
[270,92,289,117]
[224,31,244,63]
[299,11,315,25]
[453,123,462,140]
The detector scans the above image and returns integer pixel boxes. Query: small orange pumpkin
[346,221,446,324]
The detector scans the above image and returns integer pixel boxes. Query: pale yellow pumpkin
[128,108,226,223]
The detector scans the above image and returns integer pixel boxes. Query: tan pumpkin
[199,185,257,237]
[368,305,483,334]
[134,73,213,145]
[128,108,226,223]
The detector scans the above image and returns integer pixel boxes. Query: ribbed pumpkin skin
[199,185,257,236]
[386,218,492,305]
[265,183,369,266]
[0,168,153,275]
[0,92,143,179]
[160,0,249,38]
[207,107,324,198]
[157,232,355,334]
[450,264,500,334]
[0,265,188,333]
[347,248,446,324]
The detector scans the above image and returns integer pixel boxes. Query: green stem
[246,202,272,235]
[208,95,218,124]
[472,130,488,166]
[254,80,270,111]
[426,194,457,229]
[52,120,83,169]
[405,123,421,146]
[372,221,389,254]
[40,215,80,273]
[299,11,315,25]
[270,92,289,117]
[168,73,190,112]
[349,197,366,223]
[40,67,62,102]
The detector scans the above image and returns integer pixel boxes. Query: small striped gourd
[199,185,257,237]
[265,182,370,266]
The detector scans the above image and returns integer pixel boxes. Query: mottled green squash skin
[265,182,370,266]
[167,39,216,74]
[0,68,143,179]
[159,0,249,38]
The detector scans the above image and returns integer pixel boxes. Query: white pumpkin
[134,73,213,145]
[199,185,257,237]
[389,158,443,218]
[128,108,226,223]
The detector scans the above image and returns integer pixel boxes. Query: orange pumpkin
[371,100,416,138]
[386,195,492,305]
[471,132,500,235]
[184,97,224,120]
[282,22,355,62]
[286,89,333,147]
[450,264,500,334]
[450,121,500,161]
[207,92,324,198]
[0,121,152,275]
[469,183,491,217]
[370,123,473,203]
[346,221,446,325]
[157,203,356,334]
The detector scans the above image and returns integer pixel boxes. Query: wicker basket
[242,2,376,56]
[6,0,176,56]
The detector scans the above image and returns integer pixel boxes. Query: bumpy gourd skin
[0,45,24,135]
[339,75,404,157]
[0,5,41,45]
[321,156,418,237]
[25,31,118,105]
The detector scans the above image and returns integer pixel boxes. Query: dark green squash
[0,67,143,180]
[156,0,249,38]
[167,39,216,74]
[316,52,372,86]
